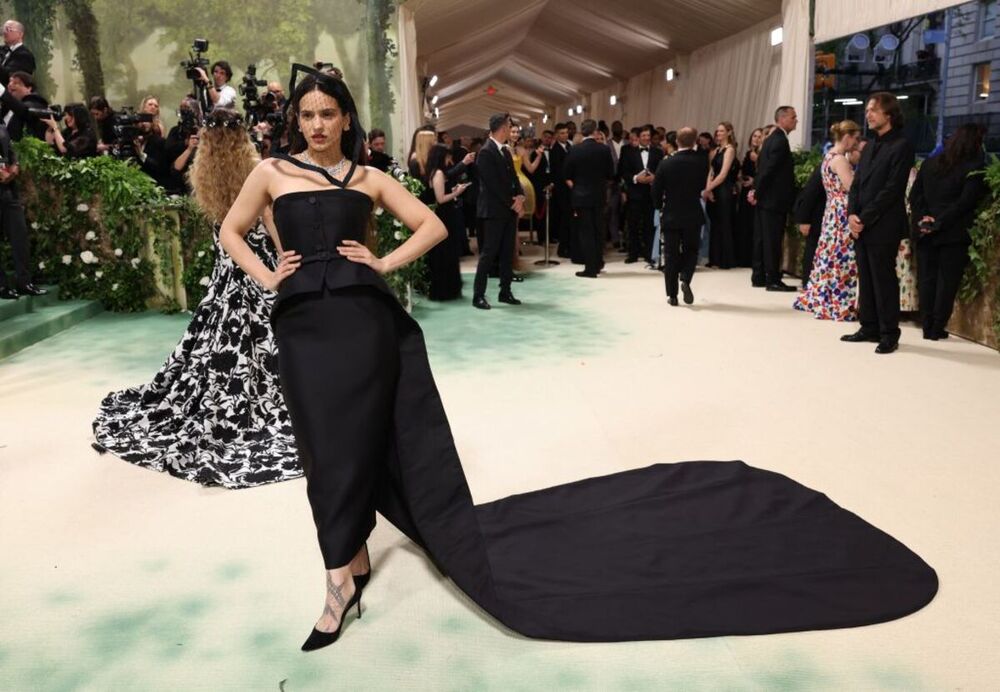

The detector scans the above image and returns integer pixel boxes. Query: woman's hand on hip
[264,250,301,291]
[339,240,387,274]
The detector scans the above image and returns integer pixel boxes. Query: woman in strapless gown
[220,71,937,653]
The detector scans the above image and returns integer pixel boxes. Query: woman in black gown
[737,127,763,267]
[704,121,739,269]
[425,143,470,300]
[220,72,938,652]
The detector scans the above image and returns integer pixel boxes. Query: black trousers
[0,192,32,289]
[663,224,700,297]
[474,214,515,298]
[755,207,786,284]
[274,286,399,569]
[553,187,569,250]
[856,241,901,341]
[801,225,821,288]
[625,198,654,261]
[916,241,969,333]
[573,206,603,275]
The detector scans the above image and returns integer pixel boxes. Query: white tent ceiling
[406,0,782,131]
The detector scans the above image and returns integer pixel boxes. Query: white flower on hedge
[130,257,141,268]
[112,283,120,291]
[84,231,97,241]
[199,276,210,286]
[76,203,90,212]
[95,271,103,280]
[393,231,403,240]
[79,273,86,279]
[114,248,123,257]
[31,222,39,230]
[374,206,384,216]
[38,261,46,270]
[392,219,402,227]
[197,251,205,258]
[62,255,72,265]
[80,250,97,264]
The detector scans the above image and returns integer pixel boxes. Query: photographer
[194,60,236,111]
[368,128,391,171]
[43,103,97,158]
[89,96,114,154]
[132,97,172,188]
[266,81,286,110]
[139,95,167,138]
[0,120,44,299]
[0,71,49,141]
[163,97,201,194]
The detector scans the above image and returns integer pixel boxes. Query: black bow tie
[640,147,649,152]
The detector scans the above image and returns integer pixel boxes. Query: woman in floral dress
[794,121,862,321]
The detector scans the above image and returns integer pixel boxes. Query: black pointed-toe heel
[300,588,363,652]
[354,572,370,590]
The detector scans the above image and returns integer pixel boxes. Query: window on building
[980,0,998,40]
[974,62,992,101]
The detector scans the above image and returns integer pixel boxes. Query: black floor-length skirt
[426,203,464,301]
[274,283,938,641]
[708,182,737,269]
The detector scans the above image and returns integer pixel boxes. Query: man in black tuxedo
[618,126,664,264]
[564,119,615,278]
[607,120,626,249]
[472,113,524,310]
[527,130,553,243]
[0,71,48,141]
[549,123,572,255]
[0,121,44,298]
[844,92,915,354]
[0,21,34,86]
[793,162,826,288]
[752,106,798,291]
[652,128,708,305]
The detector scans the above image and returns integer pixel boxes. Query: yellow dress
[512,151,536,217]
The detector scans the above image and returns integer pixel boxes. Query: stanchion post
[534,189,559,267]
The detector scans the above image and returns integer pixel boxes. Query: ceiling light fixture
[771,27,783,47]
[665,68,675,82]
[428,74,438,87]
[610,95,617,106]
[576,104,583,114]
[431,95,438,105]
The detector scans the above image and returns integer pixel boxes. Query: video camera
[240,63,287,152]
[239,63,267,103]
[180,39,211,114]
[26,104,64,121]
[109,107,155,161]
[177,107,201,137]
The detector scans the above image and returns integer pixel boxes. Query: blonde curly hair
[188,109,260,224]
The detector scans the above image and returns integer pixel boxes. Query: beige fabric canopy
[407,0,781,132]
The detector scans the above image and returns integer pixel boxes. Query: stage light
[610,95,617,106]
[429,74,438,87]
[771,27,783,46]
[576,104,583,114]
[845,33,869,63]
[568,108,573,117]
[665,68,675,82]
[431,95,438,105]
[873,34,900,67]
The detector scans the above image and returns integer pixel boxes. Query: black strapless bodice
[270,156,393,316]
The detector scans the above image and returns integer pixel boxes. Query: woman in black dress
[425,143,470,300]
[737,127,763,267]
[704,121,739,268]
[220,72,937,653]
[42,103,98,159]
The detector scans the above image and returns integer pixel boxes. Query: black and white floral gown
[92,222,301,488]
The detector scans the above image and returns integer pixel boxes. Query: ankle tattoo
[323,573,348,620]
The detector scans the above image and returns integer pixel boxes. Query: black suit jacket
[0,122,19,198]
[618,145,664,202]
[564,138,615,209]
[0,90,48,141]
[369,150,392,172]
[909,153,988,246]
[651,149,709,229]
[0,45,36,86]
[549,141,571,187]
[476,140,523,219]
[528,149,552,192]
[756,128,795,213]
[848,128,915,245]
[793,163,826,230]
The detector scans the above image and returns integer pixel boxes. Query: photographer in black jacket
[0,71,49,141]
[909,123,989,340]
[162,97,202,194]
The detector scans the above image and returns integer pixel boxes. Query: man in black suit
[652,127,709,305]
[367,128,393,172]
[564,119,615,278]
[618,126,664,264]
[0,121,44,298]
[844,92,915,354]
[0,21,34,86]
[752,106,798,291]
[549,123,572,255]
[472,113,524,310]
[793,162,826,288]
[0,71,48,141]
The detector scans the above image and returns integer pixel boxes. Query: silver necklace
[302,152,349,178]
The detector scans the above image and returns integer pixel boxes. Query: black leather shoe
[623,257,639,264]
[840,330,880,343]
[751,277,766,287]
[511,274,524,282]
[765,281,796,292]
[922,328,938,341]
[16,283,47,297]
[875,340,899,354]
[472,296,491,310]
[680,281,694,304]
[575,271,598,278]
[497,293,521,305]
[0,287,18,300]
[667,296,679,306]
[935,330,950,340]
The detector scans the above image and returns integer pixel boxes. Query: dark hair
[566,120,576,129]
[211,60,233,82]
[64,102,96,136]
[88,96,111,113]
[630,126,641,136]
[437,130,449,142]
[369,128,385,141]
[426,143,450,182]
[542,129,554,136]
[9,70,33,89]
[938,123,984,174]
[597,119,608,134]
[288,73,368,165]
[774,105,795,122]
[580,119,597,137]
[488,113,509,133]
[698,131,713,142]
[867,92,904,129]
[665,130,678,148]
[746,127,764,151]
[611,120,623,133]
[555,123,567,131]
